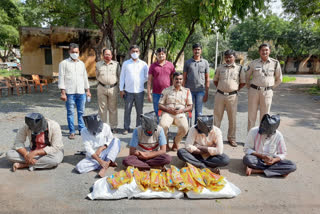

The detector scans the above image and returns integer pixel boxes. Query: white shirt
[81,123,113,158]
[185,125,224,159]
[58,58,90,94]
[119,58,148,93]
[244,127,287,160]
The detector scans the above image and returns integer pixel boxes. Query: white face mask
[70,53,79,60]
[131,52,139,60]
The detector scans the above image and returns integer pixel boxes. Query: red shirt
[35,132,47,150]
[148,61,175,94]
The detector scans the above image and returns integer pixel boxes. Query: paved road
[0,79,319,214]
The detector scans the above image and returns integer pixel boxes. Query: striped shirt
[244,127,287,160]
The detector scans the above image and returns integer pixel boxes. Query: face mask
[70,53,79,60]
[141,111,157,136]
[131,52,139,59]
[104,56,112,61]
[195,115,213,136]
[83,114,104,136]
[25,113,48,134]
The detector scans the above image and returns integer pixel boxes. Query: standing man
[159,72,193,151]
[96,49,120,133]
[147,47,175,122]
[213,50,246,147]
[58,43,91,139]
[246,43,282,131]
[119,45,148,135]
[183,43,210,124]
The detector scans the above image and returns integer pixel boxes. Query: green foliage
[282,0,320,24]
[0,69,21,77]
[308,86,320,95]
[209,68,215,79]
[282,76,296,83]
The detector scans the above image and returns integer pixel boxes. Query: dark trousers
[122,154,172,170]
[124,91,144,131]
[177,148,230,169]
[243,154,296,177]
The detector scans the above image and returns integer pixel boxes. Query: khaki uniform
[246,57,282,131]
[213,63,245,141]
[96,60,120,129]
[159,86,193,145]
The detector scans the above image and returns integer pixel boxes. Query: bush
[0,69,21,77]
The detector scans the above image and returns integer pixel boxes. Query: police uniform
[96,60,120,129]
[159,86,193,145]
[246,57,282,131]
[213,63,245,142]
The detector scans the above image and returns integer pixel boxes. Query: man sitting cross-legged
[177,115,229,174]
[6,113,64,171]
[243,114,296,177]
[75,114,121,177]
[122,112,171,170]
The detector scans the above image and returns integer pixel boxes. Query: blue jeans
[66,94,86,134]
[152,93,161,123]
[191,91,205,124]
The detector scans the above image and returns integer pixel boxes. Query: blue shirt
[129,128,167,148]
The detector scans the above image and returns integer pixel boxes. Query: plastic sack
[186,179,241,199]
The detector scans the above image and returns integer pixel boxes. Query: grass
[209,68,215,79]
[308,85,320,95]
[282,75,296,83]
[0,69,21,77]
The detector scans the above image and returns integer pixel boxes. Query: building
[20,26,104,79]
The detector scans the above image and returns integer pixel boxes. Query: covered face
[259,114,280,135]
[25,113,48,134]
[83,114,104,135]
[141,111,157,136]
[195,115,213,136]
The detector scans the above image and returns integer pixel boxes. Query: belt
[99,82,117,89]
[217,89,238,96]
[250,84,272,91]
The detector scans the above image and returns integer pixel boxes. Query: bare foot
[166,144,171,152]
[110,161,118,167]
[98,168,107,178]
[12,163,28,172]
[246,166,252,176]
[171,143,179,151]
[212,167,221,175]
[282,174,289,178]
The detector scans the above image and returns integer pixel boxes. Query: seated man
[6,113,64,171]
[177,115,229,174]
[76,114,121,177]
[243,114,296,177]
[123,112,171,170]
[159,72,193,151]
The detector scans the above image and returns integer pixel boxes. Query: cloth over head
[258,114,280,136]
[195,115,213,136]
[83,114,104,136]
[25,113,48,134]
[140,111,157,136]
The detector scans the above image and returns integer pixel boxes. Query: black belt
[99,82,117,89]
[250,84,272,91]
[217,89,238,96]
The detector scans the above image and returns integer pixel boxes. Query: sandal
[171,142,179,151]
[68,133,75,140]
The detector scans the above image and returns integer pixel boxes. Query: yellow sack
[180,167,203,193]
[133,168,147,191]
[187,163,206,186]
[140,171,150,189]
[165,168,175,187]
[126,166,135,183]
[150,169,161,191]
[200,168,224,186]
[107,170,131,189]
[171,165,187,190]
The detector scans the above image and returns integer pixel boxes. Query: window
[44,49,52,65]
[63,48,69,60]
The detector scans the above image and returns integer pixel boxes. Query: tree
[282,0,320,24]
[0,0,24,62]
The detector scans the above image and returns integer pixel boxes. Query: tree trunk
[173,20,198,67]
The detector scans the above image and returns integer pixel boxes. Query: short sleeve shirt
[148,61,175,94]
[214,63,245,92]
[96,60,120,85]
[183,58,209,92]
[246,58,282,88]
[159,86,192,110]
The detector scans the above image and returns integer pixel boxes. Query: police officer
[96,49,120,133]
[213,50,245,147]
[159,72,193,151]
[246,43,282,132]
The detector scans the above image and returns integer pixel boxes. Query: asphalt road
[0,79,319,214]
